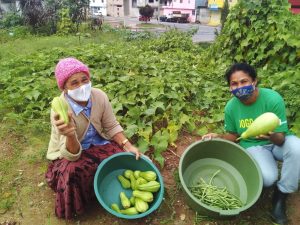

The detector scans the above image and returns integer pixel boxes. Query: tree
[19,0,62,34]
[19,0,44,29]
[62,0,89,31]
[43,0,63,34]
[220,0,229,29]
[139,4,154,22]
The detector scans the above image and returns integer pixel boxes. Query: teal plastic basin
[94,152,164,219]
[179,139,263,217]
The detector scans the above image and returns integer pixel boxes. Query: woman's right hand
[201,133,219,141]
[53,112,76,137]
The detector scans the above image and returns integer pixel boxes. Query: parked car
[160,12,189,23]
[93,11,103,16]
[159,16,167,22]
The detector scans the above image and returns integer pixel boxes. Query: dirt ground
[0,131,300,225]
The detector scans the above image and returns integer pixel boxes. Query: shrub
[0,13,23,28]
[139,5,154,20]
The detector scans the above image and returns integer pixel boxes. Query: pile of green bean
[188,170,244,210]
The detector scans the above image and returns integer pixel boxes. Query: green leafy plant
[57,8,75,35]
[139,4,154,23]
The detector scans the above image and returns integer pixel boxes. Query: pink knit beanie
[55,57,90,90]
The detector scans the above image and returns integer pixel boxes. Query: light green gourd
[238,112,280,140]
[137,180,161,193]
[120,192,131,209]
[111,203,121,213]
[120,207,138,215]
[51,97,69,124]
[132,190,153,202]
[134,197,149,213]
[117,175,131,189]
[139,171,157,181]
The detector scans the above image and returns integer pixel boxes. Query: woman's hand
[256,132,285,146]
[255,132,272,140]
[201,133,219,141]
[112,132,142,160]
[123,144,141,160]
[53,112,76,137]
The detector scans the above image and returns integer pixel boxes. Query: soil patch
[0,132,300,225]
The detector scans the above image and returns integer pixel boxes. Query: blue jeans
[247,135,300,193]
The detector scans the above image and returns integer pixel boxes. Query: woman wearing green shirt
[202,63,300,225]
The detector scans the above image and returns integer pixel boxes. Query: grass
[0,120,49,213]
[136,23,166,29]
[0,30,123,60]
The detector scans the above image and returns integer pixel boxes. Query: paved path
[103,16,221,43]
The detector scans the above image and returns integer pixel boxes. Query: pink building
[160,0,196,22]
[289,0,300,14]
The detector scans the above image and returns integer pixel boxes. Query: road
[103,16,221,43]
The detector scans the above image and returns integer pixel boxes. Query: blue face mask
[231,84,255,100]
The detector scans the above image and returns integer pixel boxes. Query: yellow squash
[238,112,280,140]
[51,97,69,124]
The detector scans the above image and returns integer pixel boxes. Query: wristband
[121,139,129,148]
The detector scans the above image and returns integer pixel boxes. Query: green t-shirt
[224,88,290,149]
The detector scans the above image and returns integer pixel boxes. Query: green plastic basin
[94,152,164,219]
[179,139,263,217]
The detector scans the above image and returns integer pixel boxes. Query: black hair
[224,63,257,85]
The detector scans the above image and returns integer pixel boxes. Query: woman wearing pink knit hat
[45,57,141,220]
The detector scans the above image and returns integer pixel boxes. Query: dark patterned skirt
[45,142,124,219]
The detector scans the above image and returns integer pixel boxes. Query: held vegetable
[51,97,69,124]
[238,112,280,140]
[120,192,131,209]
[118,175,131,189]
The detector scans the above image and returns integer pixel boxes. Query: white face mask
[67,82,92,102]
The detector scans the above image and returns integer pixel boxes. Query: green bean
[188,170,244,210]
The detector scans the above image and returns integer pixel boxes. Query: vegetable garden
[0,0,300,224]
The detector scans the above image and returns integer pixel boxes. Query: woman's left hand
[256,132,285,146]
[256,132,273,140]
[124,144,141,160]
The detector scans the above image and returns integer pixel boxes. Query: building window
[149,0,154,2]
[132,0,137,7]
[192,10,195,15]
[180,0,183,3]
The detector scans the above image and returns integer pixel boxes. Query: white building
[90,0,107,16]
[0,0,20,15]
[107,0,160,18]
